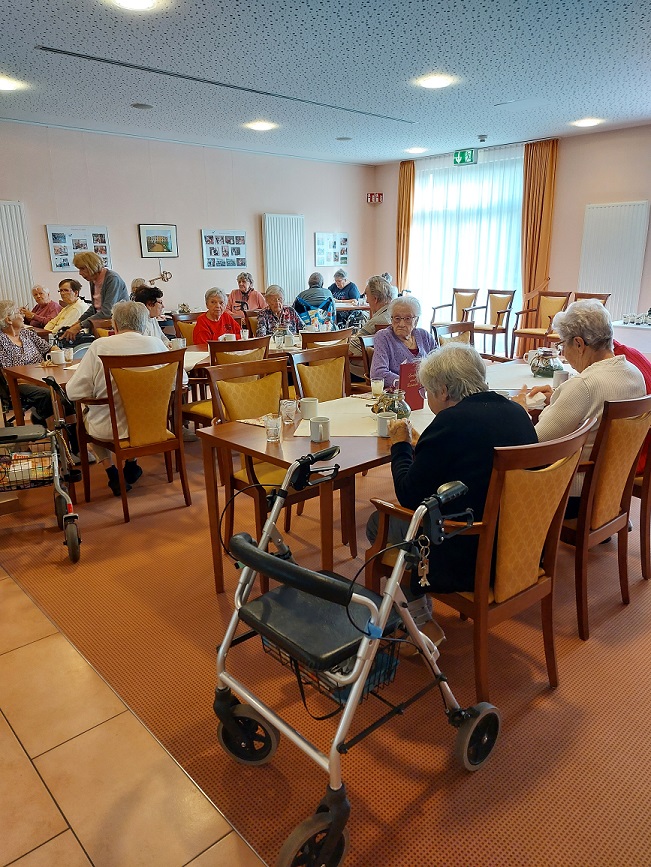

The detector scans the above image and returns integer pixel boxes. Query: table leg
[320,480,335,572]
[5,373,25,425]
[201,437,224,594]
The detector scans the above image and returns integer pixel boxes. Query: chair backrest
[359,335,375,381]
[206,357,290,423]
[434,322,475,346]
[207,335,271,365]
[244,311,259,336]
[101,349,186,448]
[537,292,571,328]
[172,313,200,342]
[572,292,610,306]
[469,419,595,605]
[452,288,480,321]
[301,327,353,349]
[89,319,113,339]
[290,344,351,401]
[582,396,651,530]
[485,290,516,327]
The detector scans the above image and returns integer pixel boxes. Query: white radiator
[0,201,33,307]
[577,201,650,320]
[262,214,305,304]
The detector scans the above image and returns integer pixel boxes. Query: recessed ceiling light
[114,0,157,9]
[415,73,455,90]
[336,136,352,141]
[131,102,153,109]
[244,120,278,132]
[405,147,427,154]
[0,76,23,91]
[571,117,605,128]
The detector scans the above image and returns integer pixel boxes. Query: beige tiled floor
[0,567,267,867]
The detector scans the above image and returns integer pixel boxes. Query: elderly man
[349,275,393,379]
[44,279,87,334]
[132,284,171,347]
[66,300,178,496]
[20,285,61,327]
[293,272,336,329]
[62,252,128,341]
[327,268,360,301]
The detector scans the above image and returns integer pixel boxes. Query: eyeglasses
[391,315,416,324]
[554,341,564,352]
[418,386,427,399]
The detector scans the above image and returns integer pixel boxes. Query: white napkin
[526,392,547,410]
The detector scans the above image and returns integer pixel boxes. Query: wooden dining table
[3,362,77,425]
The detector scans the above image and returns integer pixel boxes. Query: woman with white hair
[255,285,303,336]
[532,299,645,515]
[193,288,241,343]
[370,295,437,387]
[20,285,61,327]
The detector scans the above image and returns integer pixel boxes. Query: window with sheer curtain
[408,144,524,318]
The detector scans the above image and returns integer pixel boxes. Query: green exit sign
[453,148,477,165]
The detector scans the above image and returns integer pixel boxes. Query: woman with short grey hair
[419,342,488,403]
[227,272,267,316]
[256,285,303,336]
[328,268,360,301]
[112,300,149,335]
[370,295,436,387]
[193,287,241,343]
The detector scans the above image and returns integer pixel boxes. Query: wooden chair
[560,396,651,640]
[89,319,113,339]
[182,335,271,431]
[365,420,594,702]
[632,434,651,580]
[300,327,354,349]
[243,311,259,336]
[172,313,200,344]
[572,292,611,305]
[431,288,479,328]
[358,334,376,383]
[75,349,191,523]
[510,291,571,358]
[463,290,515,358]
[433,321,475,346]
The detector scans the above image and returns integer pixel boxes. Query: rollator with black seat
[213,448,501,867]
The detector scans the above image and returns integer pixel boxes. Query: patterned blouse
[255,306,303,336]
[0,329,50,368]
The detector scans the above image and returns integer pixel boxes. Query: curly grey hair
[112,300,149,334]
[205,287,227,306]
[237,272,254,286]
[0,299,19,328]
[419,343,488,403]
[366,276,393,305]
[552,299,613,351]
[333,269,347,281]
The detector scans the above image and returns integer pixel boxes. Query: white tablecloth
[294,397,435,437]
[183,351,210,371]
[484,360,573,391]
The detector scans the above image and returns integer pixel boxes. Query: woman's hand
[388,419,413,445]
[20,307,32,320]
[528,384,553,405]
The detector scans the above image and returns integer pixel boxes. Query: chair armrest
[431,302,452,316]
[512,306,540,328]
[462,304,487,313]
[74,397,108,407]
[370,497,415,522]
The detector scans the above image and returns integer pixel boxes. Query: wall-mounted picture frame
[315,232,349,267]
[201,229,247,268]
[139,224,178,258]
[46,224,112,272]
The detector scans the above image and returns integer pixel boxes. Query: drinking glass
[240,328,249,340]
[280,399,297,424]
[371,379,384,398]
[264,413,281,442]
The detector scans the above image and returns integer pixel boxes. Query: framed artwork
[201,229,247,268]
[139,224,178,258]
[46,224,112,272]
[315,232,348,267]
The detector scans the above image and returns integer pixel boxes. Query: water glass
[240,328,249,340]
[264,413,281,442]
[371,379,384,398]
[63,347,74,363]
[273,332,285,350]
[280,399,297,424]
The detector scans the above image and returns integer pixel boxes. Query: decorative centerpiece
[529,347,564,378]
[371,387,411,418]
[177,302,191,314]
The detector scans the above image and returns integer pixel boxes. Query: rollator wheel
[217,704,279,766]
[64,521,81,563]
[276,813,349,867]
[454,702,501,772]
[54,492,67,530]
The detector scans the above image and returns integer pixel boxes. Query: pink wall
[0,121,377,308]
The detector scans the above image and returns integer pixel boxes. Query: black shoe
[106,465,131,497]
[123,460,143,485]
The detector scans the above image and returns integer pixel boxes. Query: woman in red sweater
[193,288,241,343]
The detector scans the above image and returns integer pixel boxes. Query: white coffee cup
[377,411,397,437]
[221,333,236,341]
[284,333,294,348]
[553,370,570,388]
[170,337,185,350]
[310,416,330,443]
[47,348,65,365]
[299,397,318,420]
[525,349,538,363]
[240,328,249,340]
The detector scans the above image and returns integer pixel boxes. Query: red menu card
[399,360,425,410]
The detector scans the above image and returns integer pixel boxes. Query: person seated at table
[531,300,645,517]
[226,272,267,317]
[327,269,360,301]
[0,299,67,425]
[130,277,151,295]
[255,285,303,336]
[66,300,181,496]
[20,285,61,327]
[381,272,399,298]
[62,252,129,341]
[193,288,241,343]
[132,285,171,347]
[370,295,437,387]
[349,275,393,380]
[366,344,537,640]
[293,272,336,330]
[44,280,87,335]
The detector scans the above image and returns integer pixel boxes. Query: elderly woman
[193,288,241,343]
[44,279,87,334]
[63,251,129,341]
[370,296,437,387]
[20,285,61,327]
[532,299,645,515]
[226,272,267,316]
[381,272,399,298]
[368,343,536,603]
[255,285,303,336]
[132,284,171,347]
[327,269,360,301]
[349,275,393,379]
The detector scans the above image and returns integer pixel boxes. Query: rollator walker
[214,446,500,867]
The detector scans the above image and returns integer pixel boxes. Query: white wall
[0,121,377,308]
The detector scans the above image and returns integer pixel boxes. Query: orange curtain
[396,160,415,293]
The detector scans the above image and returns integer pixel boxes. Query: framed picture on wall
[315,232,348,267]
[139,224,178,258]
[45,224,112,272]
[201,229,246,268]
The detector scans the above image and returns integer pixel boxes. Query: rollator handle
[308,445,341,463]
[435,480,468,504]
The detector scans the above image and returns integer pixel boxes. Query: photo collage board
[46,225,112,272]
[315,232,348,267]
[201,230,247,269]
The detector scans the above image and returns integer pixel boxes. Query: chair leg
[164,451,173,482]
[297,501,305,517]
[116,462,130,523]
[473,612,490,703]
[253,489,269,594]
[177,447,192,506]
[640,489,650,580]
[540,594,558,688]
[224,478,235,545]
[340,479,357,557]
[618,523,630,604]
[79,443,92,503]
[575,540,590,641]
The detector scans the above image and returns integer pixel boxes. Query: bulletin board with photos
[46,225,112,272]
[315,232,348,267]
[201,230,247,269]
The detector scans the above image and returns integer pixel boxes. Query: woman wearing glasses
[370,296,437,387]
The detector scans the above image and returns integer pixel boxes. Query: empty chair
[172,313,200,344]
[431,288,480,329]
[433,322,475,346]
[510,291,571,358]
[463,290,515,358]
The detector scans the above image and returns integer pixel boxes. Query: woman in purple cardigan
[370,296,437,387]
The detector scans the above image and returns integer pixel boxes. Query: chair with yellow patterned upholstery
[431,288,479,329]
[560,396,651,640]
[365,420,594,702]
[510,291,571,358]
[541,293,611,348]
[171,313,200,344]
[300,327,354,350]
[75,348,191,523]
[89,319,113,339]
[632,433,651,581]
[243,311,259,336]
[182,335,271,431]
[462,290,515,358]
[432,321,475,347]
[289,343,352,402]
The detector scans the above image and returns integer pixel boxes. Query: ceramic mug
[47,348,65,365]
[525,349,539,363]
[377,411,397,437]
[310,416,330,443]
[170,337,185,350]
[221,333,236,341]
[299,397,318,419]
[553,370,570,388]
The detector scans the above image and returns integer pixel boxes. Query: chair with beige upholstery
[365,420,594,702]
[572,292,611,305]
[172,313,200,344]
[75,348,191,523]
[301,327,354,350]
[433,321,475,346]
[560,396,651,640]
[89,318,113,339]
[632,434,651,581]
[463,290,515,358]
[431,288,479,329]
[510,291,571,358]
[290,343,352,401]
[243,311,259,336]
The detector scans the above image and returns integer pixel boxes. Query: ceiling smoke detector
[478,134,487,142]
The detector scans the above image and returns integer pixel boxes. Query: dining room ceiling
[1,0,650,165]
